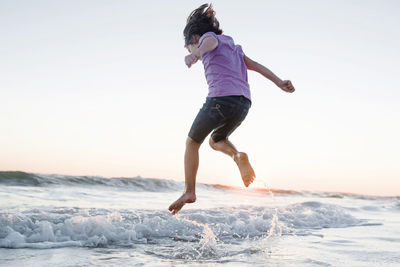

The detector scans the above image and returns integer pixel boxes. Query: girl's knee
[186,136,201,148]
[209,137,225,150]
[209,137,216,149]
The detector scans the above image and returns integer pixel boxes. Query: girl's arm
[244,55,295,93]
[185,36,218,68]
[193,36,218,59]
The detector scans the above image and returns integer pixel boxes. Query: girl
[169,4,295,215]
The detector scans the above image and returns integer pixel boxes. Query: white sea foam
[0,202,360,250]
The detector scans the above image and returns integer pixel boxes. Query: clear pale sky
[1,0,399,196]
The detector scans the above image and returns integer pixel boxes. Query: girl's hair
[183,3,223,47]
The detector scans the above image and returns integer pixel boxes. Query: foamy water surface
[0,171,399,266]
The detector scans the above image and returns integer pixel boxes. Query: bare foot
[234,152,256,187]
[168,192,196,215]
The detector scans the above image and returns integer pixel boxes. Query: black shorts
[188,95,251,144]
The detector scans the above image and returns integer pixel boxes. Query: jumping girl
[169,4,295,215]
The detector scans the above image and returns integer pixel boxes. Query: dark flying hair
[183,3,223,46]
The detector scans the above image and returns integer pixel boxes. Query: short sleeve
[237,45,244,56]
[198,32,219,48]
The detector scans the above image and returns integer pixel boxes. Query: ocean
[0,171,399,266]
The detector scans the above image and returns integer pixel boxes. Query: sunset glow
[1,1,399,196]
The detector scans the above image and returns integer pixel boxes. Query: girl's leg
[209,138,238,159]
[209,138,255,187]
[184,137,201,193]
[168,137,200,215]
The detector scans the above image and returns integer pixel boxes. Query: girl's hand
[277,80,295,93]
[185,53,199,68]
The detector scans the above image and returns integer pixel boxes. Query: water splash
[266,208,282,239]
[173,215,219,260]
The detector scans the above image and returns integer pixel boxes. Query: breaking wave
[1,171,395,199]
[0,171,180,192]
[0,202,363,250]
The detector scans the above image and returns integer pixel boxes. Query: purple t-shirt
[198,32,251,101]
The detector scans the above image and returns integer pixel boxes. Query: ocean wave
[1,171,397,200]
[0,171,181,192]
[0,201,361,250]
[0,171,305,195]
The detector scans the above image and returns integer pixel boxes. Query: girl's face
[185,35,201,53]
[186,43,198,53]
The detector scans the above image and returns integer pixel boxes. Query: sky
[1,0,399,196]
